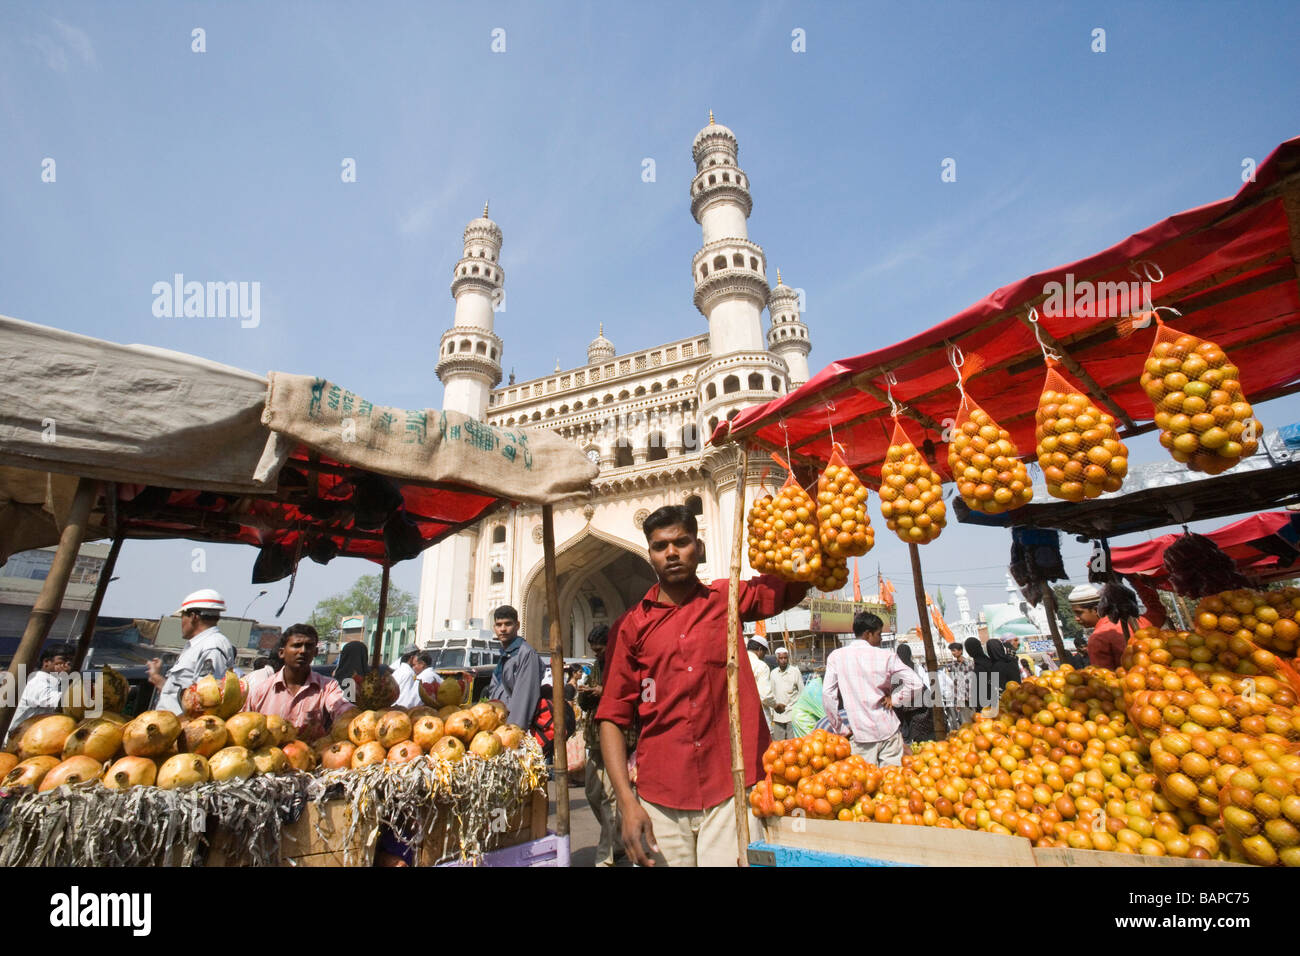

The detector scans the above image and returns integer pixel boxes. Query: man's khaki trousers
[641,794,749,867]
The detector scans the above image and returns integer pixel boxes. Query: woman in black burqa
[333,639,370,684]
[985,638,1022,706]
[963,637,997,710]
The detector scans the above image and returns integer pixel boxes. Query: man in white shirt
[7,643,73,743]
[822,611,924,766]
[747,636,776,730]
[769,647,804,741]
[412,652,439,702]
[148,589,237,714]
[392,644,421,708]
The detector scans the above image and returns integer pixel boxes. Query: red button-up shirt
[595,575,798,811]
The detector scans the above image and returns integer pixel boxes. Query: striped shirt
[823,641,925,744]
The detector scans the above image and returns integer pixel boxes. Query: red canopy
[1110,511,1300,587]
[712,135,1300,481]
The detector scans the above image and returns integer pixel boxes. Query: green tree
[308,574,416,646]
[1050,584,1084,644]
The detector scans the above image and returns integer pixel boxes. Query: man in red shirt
[596,504,809,867]
[1067,580,1166,672]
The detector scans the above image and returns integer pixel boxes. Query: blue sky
[3,1,1298,634]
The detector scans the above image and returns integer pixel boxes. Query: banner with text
[808,599,896,634]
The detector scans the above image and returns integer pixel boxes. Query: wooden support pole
[542,504,570,839]
[0,477,97,740]
[726,444,751,867]
[371,562,391,671]
[1040,586,1070,663]
[73,530,124,670]
[908,543,947,739]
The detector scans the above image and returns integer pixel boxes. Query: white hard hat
[176,588,226,615]
[1067,583,1102,606]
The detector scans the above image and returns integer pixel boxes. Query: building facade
[416,118,813,656]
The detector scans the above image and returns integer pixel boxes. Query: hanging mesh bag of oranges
[879,419,946,544]
[1035,360,1129,502]
[816,443,874,559]
[746,456,821,582]
[948,395,1033,515]
[1127,312,1263,475]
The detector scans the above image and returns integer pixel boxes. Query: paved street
[547,770,630,867]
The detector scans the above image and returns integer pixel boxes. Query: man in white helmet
[147,588,237,714]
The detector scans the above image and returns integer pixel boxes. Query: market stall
[706,133,1300,867]
[0,314,597,865]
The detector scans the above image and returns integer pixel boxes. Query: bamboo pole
[371,562,391,670]
[72,530,124,670]
[1040,586,1070,662]
[541,504,570,839]
[726,444,751,867]
[908,543,947,739]
[0,477,97,740]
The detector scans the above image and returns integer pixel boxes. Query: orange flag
[853,558,863,602]
[929,603,957,644]
[879,574,896,607]
[755,619,767,637]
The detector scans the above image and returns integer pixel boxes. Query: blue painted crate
[748,841,918,868]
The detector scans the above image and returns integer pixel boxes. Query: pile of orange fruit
[947,404,1033,515]
[1141,330,1261,475]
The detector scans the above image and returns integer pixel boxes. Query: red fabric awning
[712,135,1300,483]
[1110,511,1300,587]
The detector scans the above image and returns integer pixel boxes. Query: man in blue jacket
[485,605,543,729]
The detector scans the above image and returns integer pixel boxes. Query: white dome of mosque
[587,323,615,364]
[463,201,502,243]
[692,112,738,163]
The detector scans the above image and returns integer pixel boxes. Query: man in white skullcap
[746,635,776,729]
[1067,579,1165,671]
[148,588,237,714]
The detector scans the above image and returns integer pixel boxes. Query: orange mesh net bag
[1216,734,1300,866]
[879,420,946,545]
[746,463,821,582]
[947,393,1033,515]
[1135,319,1262,475]
[1035,362,1128,502]
[816,443,874,559]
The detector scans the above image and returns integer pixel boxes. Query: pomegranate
[417,680,441,708]
[4,755,60,788]
[412,715,445,752]
[102,755,158,789]
[494,724,525,750]
[251,746,289,775]
[62,717,125,762]
[218,672,247,719]
[469,702,500,734]
[430,736,466,763]
[0,753,17,777]
[444,710,478,744]
[209,746,256,781]
[265,714,296,747]
[348,711,380,745]
[122,710,182,757]
[436,677,465,708]
[4,716,41,754]
[223,712,269,750]
[376,711,412,748]
[282,740,316,772]
[487,699,509,724]
[39,755,104,791]
[407,705,436,722]
[178,715,228,757]
[321,741,355,770]
[351,741,386,768]
[356,670,399,710]
[98,711,128,725]
[437,704,460,722]
[180,673,225,716]
[469,731,503,758]
[311,736,336,757]
[330,707,360,742]
[157,753,210,789]
[387,740,422,763]
[18,714,77,760]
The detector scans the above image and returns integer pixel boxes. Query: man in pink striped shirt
[245,624,351,741]
[822,611,924,766]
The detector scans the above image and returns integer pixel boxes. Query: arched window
[726,409,739,421]
[708,416,719,433]
[771,376,781,391]
[747,372,763,390]
[615,439,634,468]
[505,417,515,426]
[492,525,507,544]
[706,383,717,400]
[545,407,555,418]
[647,432,667,462]
[666,378,678,389]
[618,390,630,401]
[732,253,744,267]
[681,423,699,452]
[476,342,487,354]
[572,400,583,411]
[700,265,708,279]
[531,411,541,422]
[490,564,505,585]
[559,405,569,415]
[490,348,497,359]
[722,172,731,182]
[634,386,646,397]
[723,375,740,394]
[603,394,614,405]
[472,265,480,275]
[712,255,726,270]
[685,495,704,516]
[708,174,716,185]
[460,339,471,352]
[650,382,662,393]
[750,257,758,270]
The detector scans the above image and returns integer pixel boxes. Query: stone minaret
[766,270,812,388]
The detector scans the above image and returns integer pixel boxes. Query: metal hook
[883,372,902,418]
[947,342,966,401]
[1127,259,1165,285]
[1027,308,1061,363]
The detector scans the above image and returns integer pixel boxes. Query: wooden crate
[419,789,548,867]
[1032,846,1246,868]
[206,799,373,867]
[754,816,1037,867]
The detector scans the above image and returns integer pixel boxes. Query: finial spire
[776,268,782,285]
[555,357,561,373]
[708,110,714,125]
[598,322,604,336]
[483,200,490,217]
